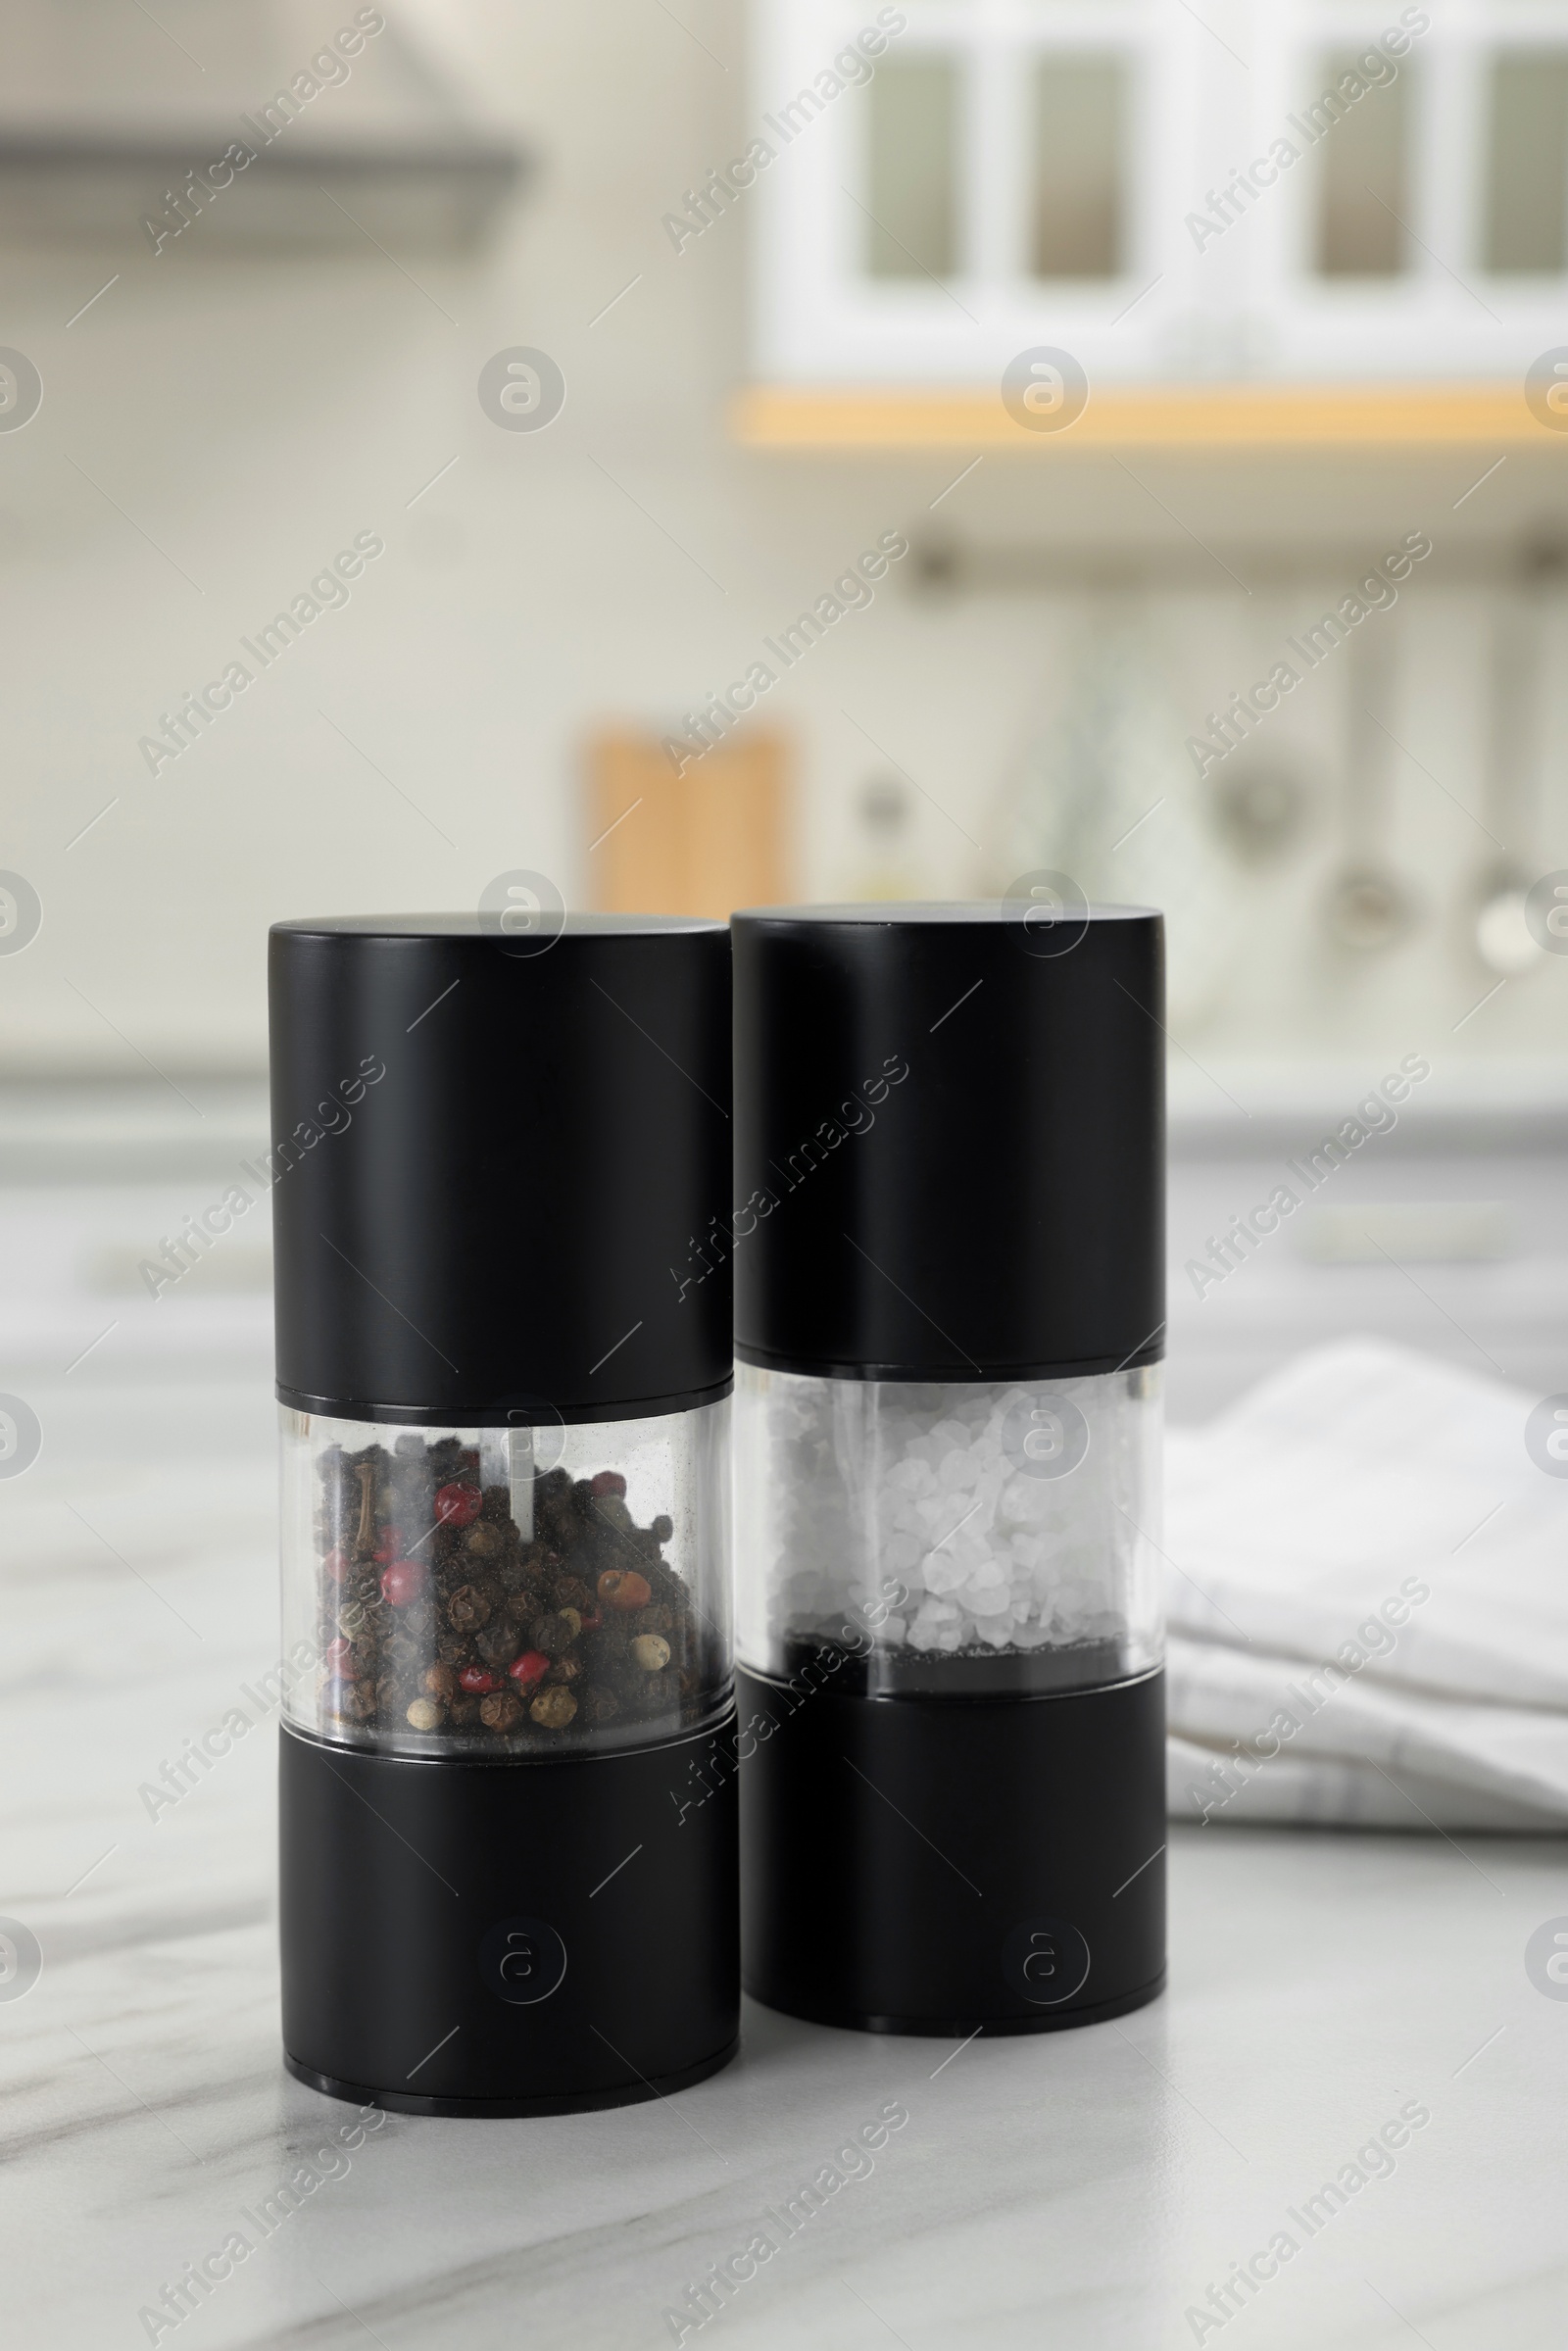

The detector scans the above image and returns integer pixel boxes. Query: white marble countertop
[3,1354,1565,2347]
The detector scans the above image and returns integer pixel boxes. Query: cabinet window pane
[1485,53,1568,271]
[1032,56,1125,277]
[1311,51,1410,276]
[866,57,958,277]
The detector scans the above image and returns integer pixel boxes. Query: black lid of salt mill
[268,914,732,1422]
[730,903,1164,1381]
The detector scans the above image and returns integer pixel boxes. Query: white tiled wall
[0,0,1565,1075]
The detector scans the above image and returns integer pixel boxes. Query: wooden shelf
[732,382,1557,452]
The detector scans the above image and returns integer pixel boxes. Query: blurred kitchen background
[3,0,1568,1425]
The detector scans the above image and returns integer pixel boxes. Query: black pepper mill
[732,903,1167,2034]
[270,914,737,2114]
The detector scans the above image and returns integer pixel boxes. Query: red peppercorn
[458,1665,496,1694]
[323,1548,350,1584]
[578,1610,603,1634]
[590,1470,627,1499]
[323,1637,355,1675]
[434,1482,482,1529]
[380,1559,427,1607]
[508,1649,550,1689]
[373,1530,397,1564]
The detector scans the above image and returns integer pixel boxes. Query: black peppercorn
[474,1620,516,1669]
[527,1612,572,1659]
[447,1584,492,1632]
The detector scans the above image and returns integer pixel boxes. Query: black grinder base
[280,1716,739,2116]
[738,1667,1165,2036]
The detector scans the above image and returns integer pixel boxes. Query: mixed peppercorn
[314,1435,703,1750]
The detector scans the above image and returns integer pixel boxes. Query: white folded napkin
[1161,1339,1568,1830]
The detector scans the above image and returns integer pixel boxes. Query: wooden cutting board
[584,728,789,917]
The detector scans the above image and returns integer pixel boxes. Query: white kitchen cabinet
[749,0,1568,389]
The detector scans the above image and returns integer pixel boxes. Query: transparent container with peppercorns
[281,1408,729,1756]
[270,913,737,2117]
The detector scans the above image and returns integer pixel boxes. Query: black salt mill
[731,901,1167,2033]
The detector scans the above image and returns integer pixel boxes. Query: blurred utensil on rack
[1322,619,1417,952]
[994,608,1245,1027]
[1211,752,1311,867]
[1470,551,1564,977]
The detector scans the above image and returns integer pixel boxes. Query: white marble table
[3,1347,1565,2347]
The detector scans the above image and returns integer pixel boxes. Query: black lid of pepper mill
[731,902,1164,1381]
[268,914,731,1423]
